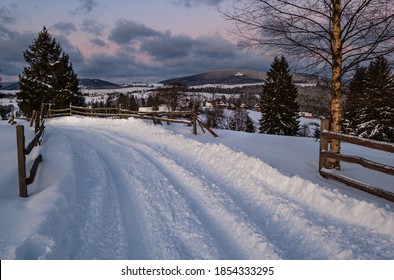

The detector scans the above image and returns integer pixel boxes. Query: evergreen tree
[344,65,368,133]
[245,115,255,133]
[259,56,299,135]
[351,56,394,142]
[18,27,84,116]
[117,93,139,111]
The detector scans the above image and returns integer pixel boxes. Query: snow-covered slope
[0,117,393,259]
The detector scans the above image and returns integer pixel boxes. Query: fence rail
[319,119,394,202]
[16,112,45,197]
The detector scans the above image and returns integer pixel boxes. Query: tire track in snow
[145,141,394,259]
[97,127,394,259]
[58,129,129,259]
[128,142,280,259]
[94,129,281,259]
[100,130,335,259]
[56,127,223,259]
[90,131,259,259]
[47,118,394,259]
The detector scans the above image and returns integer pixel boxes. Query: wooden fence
[16,110,45,197]
[47,104,218,137]
[319,119,394,202]
[13,104,218,198]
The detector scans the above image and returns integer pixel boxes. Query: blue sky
[0,0,273,83]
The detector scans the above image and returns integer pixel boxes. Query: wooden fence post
[34,111,40,134]
[40,103,45,118]
[319,119,330,174]
[192,105,197,135]
[30,110,36,127]
[11,106,15,125]
[16,125,27,197]
[47,104,51,118]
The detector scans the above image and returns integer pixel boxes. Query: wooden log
[34,111,40,133]
[30,111,36,127]
[198,120,206,134]
[11,106,15,125]
[49,108,71,113]
[192,105,197,135]
[25,127,44,155]
[319,119,330,172]
[321,131,394,153]
[26,155,43,185]
[47,104,52,118]
[322,151,394,176]
[197,117,218,138]
[320,168,394,202]
[137,111,192,116]
[71,110,116,117]
[143,115,191,125]
[16,125,27,197]
[47,113,71,118]
[40,103,45,120]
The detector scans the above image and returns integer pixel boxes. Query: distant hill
[161,69,267,86]
[1,79,120,91]
[79,79,119,89]
[160,69,319,86]
[0,82,19,91]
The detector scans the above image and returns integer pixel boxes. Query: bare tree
[221,0,394,169]
[157,83,187,111]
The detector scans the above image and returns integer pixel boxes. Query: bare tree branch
[221,0,394,76]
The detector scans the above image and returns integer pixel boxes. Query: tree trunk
[328,0,342,170]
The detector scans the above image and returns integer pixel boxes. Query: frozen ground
[0,116,393,259]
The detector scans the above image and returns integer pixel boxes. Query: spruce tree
[344,65,368,134]
[245,115,255,133]
[18,27,84,116]
[352,56,394,142]
[259,56,299,135]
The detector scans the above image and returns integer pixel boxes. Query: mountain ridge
[161,69,319,86]
[1,70,320,90]
[161,69,267,86]
[0,78,120,91]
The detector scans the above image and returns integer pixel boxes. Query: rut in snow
[39,117,394,260]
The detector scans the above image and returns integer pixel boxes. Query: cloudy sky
[0,0,273,83]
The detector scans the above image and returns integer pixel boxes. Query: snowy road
[1,117,394,259]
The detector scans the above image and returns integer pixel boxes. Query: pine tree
[259,56,299,135]
[18,27,84,116]
[344,65,368,133]
[351,56,394,142]
[245,115,255,133]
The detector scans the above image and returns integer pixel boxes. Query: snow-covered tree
[344,65,368,134]
[352,56,394,142]
[259,56,299,135]
[18,27,84,116]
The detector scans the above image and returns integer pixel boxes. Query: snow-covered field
[0,116,393,260]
